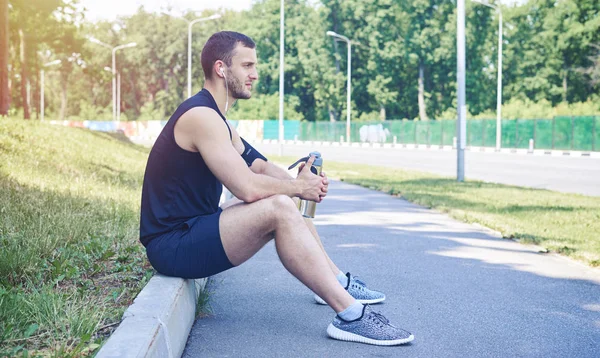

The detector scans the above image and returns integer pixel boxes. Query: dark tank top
[139,89,232,246]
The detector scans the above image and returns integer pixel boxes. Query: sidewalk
[182,180,600,357]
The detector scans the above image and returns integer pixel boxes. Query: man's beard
[226,72,251,100]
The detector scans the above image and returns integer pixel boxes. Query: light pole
[105,66,121,121]
[326,31,352,143]
[473,0,502,150]
[40,59,61,121]
[111,43,136,122]
[161,12,221,98]
[184,14,221,98]
[89,37,137,121]
[457,0,466,181]
[278,0,284,155]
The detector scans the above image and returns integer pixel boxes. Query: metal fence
[263,116,600,152]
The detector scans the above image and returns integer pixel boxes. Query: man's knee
[269,194,298,215]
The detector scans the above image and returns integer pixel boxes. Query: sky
[79,0,526,22]
[79,0,254,21]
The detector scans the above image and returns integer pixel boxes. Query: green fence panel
[312,122,330,141]
[534,119,552,149]
[478,119,494,147]
[334,121,347,141]
[395,120,414,144]
[382,121,395,143]
[284,121,300,140]
[468,120,485,146]
[413,122,427,144]
[553,116,572,150]
[501,120,516,148]
[429,121,443,146]
[573,116,595,151]
[291,116,598,151]
[263,120,277,139]
[388,120,403,143]
[592,117,600,151]
[444,120,457,146]
[516,119,535,149]
[299,122,314,141]
[404,120,415,144]
[314,122,327,141]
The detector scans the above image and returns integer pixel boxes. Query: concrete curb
[261,139,600,158]
[96,275,206,358]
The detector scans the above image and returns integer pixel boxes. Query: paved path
[255,143,600,196]
[183,181,600,357]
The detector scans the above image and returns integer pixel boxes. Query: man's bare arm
[177,107,325,203]
[249,159,291,179]
[251,159,329,199]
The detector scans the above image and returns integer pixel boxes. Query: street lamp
[162,12,221,98]
[473,0,503,150]
[278,0,284,155]
[40,59,61,121]
[88,37,137,121]
[188,14,221,98]
[104,66,121,121]
[326,30,352,144]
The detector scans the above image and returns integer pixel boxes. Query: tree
[8,0,65,119]
[0,0,8,115]
[577,43,600,88]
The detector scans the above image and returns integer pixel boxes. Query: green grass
[272,156,600,267]
[195,279,214,319]
[0,119,153,356]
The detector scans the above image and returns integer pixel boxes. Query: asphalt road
[183,181,600,357]
[254,143,600,197]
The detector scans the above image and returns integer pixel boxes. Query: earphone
[220,67,229,113]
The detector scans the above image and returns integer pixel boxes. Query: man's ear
[214,61,225,78]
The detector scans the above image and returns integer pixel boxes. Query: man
[140,31,414,346]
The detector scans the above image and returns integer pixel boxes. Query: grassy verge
[0,120,152,356]
[272,156,600,267]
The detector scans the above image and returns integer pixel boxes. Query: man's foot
[327,305,414,346]
[314,272,386,305]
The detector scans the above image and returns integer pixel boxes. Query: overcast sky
[78,0,253,21]
[79,0,526,22]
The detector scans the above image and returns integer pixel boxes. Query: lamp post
[473,0,502,150]
[88,37,137,121]
[161,12,221,98]
[188,14,221,98]
[278,0,284,155]
[326,31,352,143]
[457,0,466,181]
[40,59,61,121]
[105,66,121,121]
[164,13,220,98]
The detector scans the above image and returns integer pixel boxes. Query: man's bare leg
[218,195,411,345]
[219,194,354,312]
[222,197,341,276]
[303,217,341,275]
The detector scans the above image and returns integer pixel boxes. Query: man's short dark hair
[201,31,256,80]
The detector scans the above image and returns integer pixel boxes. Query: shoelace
[348,274,367,287]
[369,311,390,326]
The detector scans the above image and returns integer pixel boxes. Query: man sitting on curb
[139,31,414,346]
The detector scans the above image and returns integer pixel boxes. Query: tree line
[1,0,599,122]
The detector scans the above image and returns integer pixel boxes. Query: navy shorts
[145,208,234,279]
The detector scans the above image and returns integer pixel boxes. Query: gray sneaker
[315,272,386,305]
[327,305,414,346]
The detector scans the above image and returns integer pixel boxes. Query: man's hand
[296,156,327,202]
[298,161,329,201]
[319,171,329,200]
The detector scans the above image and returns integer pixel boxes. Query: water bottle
[288,151,323,218]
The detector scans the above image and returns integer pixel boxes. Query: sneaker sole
[314,295,386,305]
[327,323,414,346]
